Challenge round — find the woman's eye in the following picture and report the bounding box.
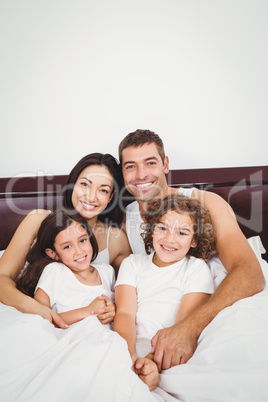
[100,189,109,194]
[178,231,187,236]
[157,225,166,231]
[80,181,88,187]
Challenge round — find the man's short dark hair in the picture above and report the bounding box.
[118,129,165,163]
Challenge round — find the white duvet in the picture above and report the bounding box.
[0,237,268,402]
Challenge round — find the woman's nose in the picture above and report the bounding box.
[87,187,97,201]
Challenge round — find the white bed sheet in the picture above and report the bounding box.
[0,237,268,402]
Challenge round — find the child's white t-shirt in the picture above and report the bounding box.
[35,262,115,314]
[115,253,214,356]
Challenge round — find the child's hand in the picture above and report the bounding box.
[133,357,159,391]
[90,294,115,325]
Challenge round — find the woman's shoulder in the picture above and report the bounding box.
[28,209,51,218]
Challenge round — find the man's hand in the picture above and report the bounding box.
[134,357,159,391]
[151,321,197,371]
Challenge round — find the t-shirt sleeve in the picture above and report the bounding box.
[115,254,138,288]
[183,258,215,295]
[97,263,116,292]
[35,262,61,307]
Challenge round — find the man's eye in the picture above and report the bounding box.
[125,165,134,170]
[148,161,156,166]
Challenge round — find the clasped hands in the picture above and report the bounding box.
[150,321,198,372]
[87,294,115,325]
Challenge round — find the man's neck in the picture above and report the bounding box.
[137,185,178,218]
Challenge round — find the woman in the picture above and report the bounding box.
[0,153,131,328]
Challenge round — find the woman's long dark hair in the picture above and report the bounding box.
[16,209,98,297]
[63,153,124,226]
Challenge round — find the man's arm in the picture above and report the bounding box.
[151,190,265,371]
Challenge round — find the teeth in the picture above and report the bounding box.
[81,201,96,210]
[162,245,176,251]
[76,256,86,262]
[135,182,152,188]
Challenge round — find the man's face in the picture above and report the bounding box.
[121,143,169,202]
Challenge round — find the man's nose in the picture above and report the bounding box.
[136,165,148,181]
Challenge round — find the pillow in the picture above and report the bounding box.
[208,236,268,288]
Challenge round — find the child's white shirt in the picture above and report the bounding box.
[115,253,214,356]
[35,262,115,314]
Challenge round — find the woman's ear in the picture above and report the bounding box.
[45,248,59,261]
[109,190,115,202]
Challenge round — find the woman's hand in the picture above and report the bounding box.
[90,294,115,325]
[35,303,69,329]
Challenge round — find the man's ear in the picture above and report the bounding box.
[163,156,169,174]
[45,248,59,261]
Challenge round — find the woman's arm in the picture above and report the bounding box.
[0,210,49,310]
[108,228,132,276]
[114,284,137,359]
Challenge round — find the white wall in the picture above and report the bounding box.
[0,0,267,178]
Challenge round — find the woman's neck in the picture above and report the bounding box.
[86,215,99,228]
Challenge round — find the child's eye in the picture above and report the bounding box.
[80,238,88,244]
[157,225,167,231]
[63,245,71,250]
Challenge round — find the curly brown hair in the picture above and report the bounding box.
[141,194,216,262]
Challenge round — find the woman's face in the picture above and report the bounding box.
[71,165,114,221]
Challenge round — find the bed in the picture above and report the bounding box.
[0,165,268,402]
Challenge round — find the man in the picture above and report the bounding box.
[118,129,265,372]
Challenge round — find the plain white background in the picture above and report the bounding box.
[0,0,267,178]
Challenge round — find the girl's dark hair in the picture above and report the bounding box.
[63,153,124,226]
[16,209,98,297]
[141,194,216,261]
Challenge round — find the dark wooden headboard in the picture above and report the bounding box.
[0,165,267,261]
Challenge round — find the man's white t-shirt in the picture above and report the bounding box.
[125,187,195,254]
[115,253,214,356]
[35,262,115,314]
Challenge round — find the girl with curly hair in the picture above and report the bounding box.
[114,194,216,391]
